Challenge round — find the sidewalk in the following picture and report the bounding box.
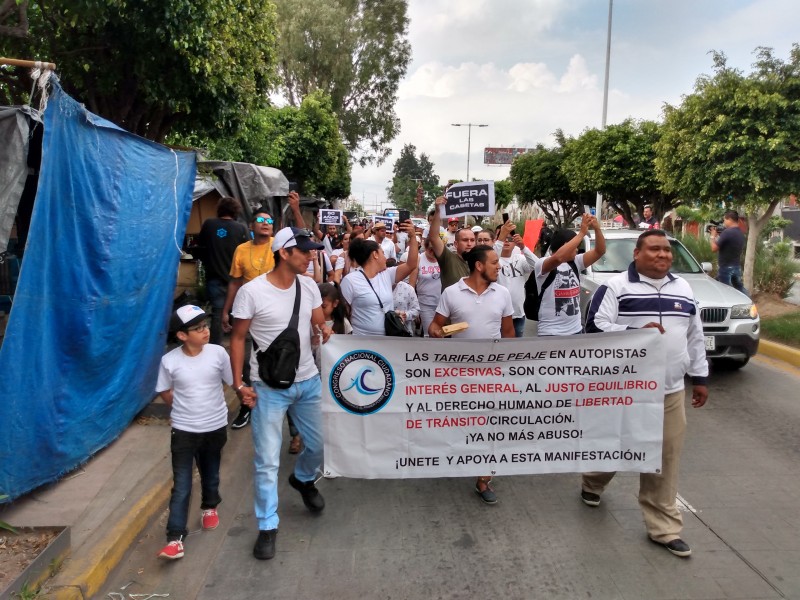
[2,341,800,600]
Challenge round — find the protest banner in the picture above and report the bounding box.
[321,329,666,479]
[441,180,495,217]
[319,209,342,226]
[372,214,395,229]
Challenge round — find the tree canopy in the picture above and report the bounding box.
[655,45,800,290]
[509,143,587,228]
[0,0,278,141]
[561,119,672,227]
[387,144,441,212]
[272,0,411,166]
[175,91,351,200]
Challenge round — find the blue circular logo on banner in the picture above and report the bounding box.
[329,350,394,415]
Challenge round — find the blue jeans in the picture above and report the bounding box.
[167,426,227,540]
[717,265,748,296]
[206,278,228,345]
[251,377,323,530]
[513,317,526,338]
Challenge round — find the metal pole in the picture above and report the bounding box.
[595,0,613,221]
[452,123,488,183]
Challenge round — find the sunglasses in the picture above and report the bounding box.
[255,217,274,224]
[186,322,209,332]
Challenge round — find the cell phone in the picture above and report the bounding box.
[502,213,509,223]
[288,181,299,193]
[398,209,410,222]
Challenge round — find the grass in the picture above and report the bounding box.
[760,312,800,347]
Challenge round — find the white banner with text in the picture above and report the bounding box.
[321,330,667,479]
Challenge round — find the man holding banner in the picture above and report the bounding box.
[429,244,515,504]
[582,229,708,558]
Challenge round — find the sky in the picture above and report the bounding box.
[349,0,800,213]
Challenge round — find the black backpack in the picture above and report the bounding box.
[523,261,579,321]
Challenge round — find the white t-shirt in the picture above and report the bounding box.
[498,248,539,319]
[534,253,586,336]
[416,253,442,309]
[305,251,334,277]
[232,275,323,382]
[156,344,232,433]
[340,267,398,336]
[369,236,397,261]
[395,231,409,254]
[435,279,513,339]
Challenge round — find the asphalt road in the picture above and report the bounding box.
[101,354,800,600]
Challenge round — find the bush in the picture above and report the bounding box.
[753,241,799,297]
[676,232,715,272]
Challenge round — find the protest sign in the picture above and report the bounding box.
[319,209,342,226]
[372,214,395,229]
[441,180,495,217]
[322,329,666,479]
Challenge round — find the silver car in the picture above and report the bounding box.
[579,230,759,369]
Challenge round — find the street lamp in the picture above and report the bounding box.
[451,123,488,181]
[595,0,613,220]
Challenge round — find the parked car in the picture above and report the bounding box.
[579,230,759,369]
[410,217,428,229]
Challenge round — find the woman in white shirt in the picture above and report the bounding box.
[340,223,418,336]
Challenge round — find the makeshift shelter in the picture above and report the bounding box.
[0,80,196,501]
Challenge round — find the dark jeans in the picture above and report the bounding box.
[206,278,227,345]
[167,426,227,540]
[717,265,748,296]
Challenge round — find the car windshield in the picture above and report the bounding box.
[590,238,703,274]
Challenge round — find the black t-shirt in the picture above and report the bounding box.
[717,226,745,268]
[197,218,250,282]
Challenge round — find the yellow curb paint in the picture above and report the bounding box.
[50,476,171,600]
[757,339,800,369]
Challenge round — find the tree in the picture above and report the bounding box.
[510,144,587,228]
[560,119,674,228]
[273,0,411,166]
[0,0,278,141]
[387,144,441,212]
[175,91,351,200]
[655,46,800,292]
[494,179,514,210]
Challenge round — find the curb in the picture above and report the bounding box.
[47,456,172,600]
[756,339,800,368]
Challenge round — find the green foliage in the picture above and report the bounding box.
[753,241,799,296]
[509,144,586,228]
[387,144,441,212]
[759,216,791,241]
[561,119,672,227]
[0,0,278,142]
[760,311,800,347]
[273,0,411,165]
[656,46,800,209]
[172,91,351,200]
[494,179,514,210]
[676,232,716,270]
[0,494,16,533]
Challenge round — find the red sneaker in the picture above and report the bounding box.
[158,540,184,560]
[202,508,219,530]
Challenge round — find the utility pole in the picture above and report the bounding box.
[595,0,613,221]
[451,123,488,182]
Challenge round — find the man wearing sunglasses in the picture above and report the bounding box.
[222,191,307,428]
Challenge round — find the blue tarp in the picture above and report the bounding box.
[0,81,196,500]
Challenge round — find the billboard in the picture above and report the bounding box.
[484,147,536,165]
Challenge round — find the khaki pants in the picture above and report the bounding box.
[582,390,687,543]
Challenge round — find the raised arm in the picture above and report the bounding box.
[395,222,419,282]
[288,191,306,228]
[581,216,606,268]
[540,214,590,275]
[426,196,446,258]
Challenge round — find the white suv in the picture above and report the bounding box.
[579,230,759,369]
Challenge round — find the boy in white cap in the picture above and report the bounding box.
[155,305,233,560]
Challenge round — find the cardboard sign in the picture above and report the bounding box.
[442,180,495,217]
[319,209,342,226]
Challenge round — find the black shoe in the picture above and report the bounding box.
[231,406,251,429]
[651,537,692,558]
[580,490,601,507]
[288,473,325,512]
[253,529,277,560]
[475,481,497,505]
